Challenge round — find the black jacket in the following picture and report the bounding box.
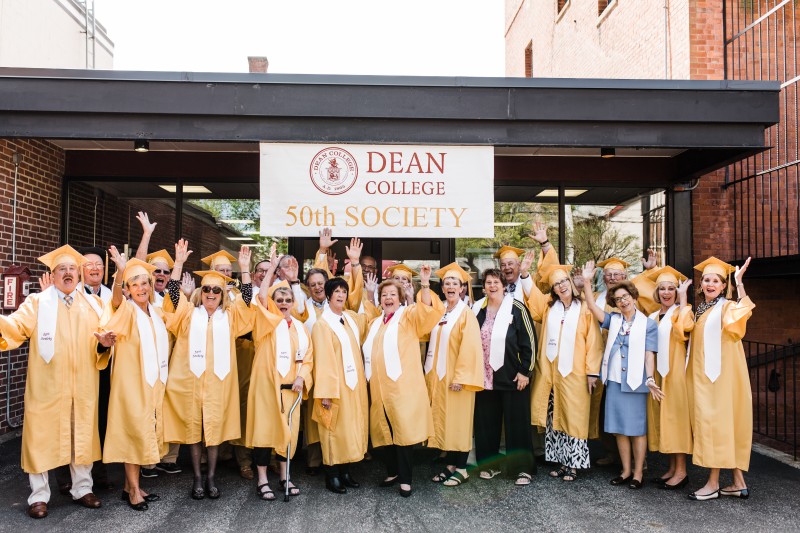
[475,299,536,390]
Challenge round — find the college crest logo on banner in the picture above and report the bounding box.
[260,143,494,238]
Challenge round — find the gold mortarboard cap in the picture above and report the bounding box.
[201,250,237,269]
[597,257,630,271]
[120,258,156,284]
[385,263,418,279]
[537,263,573,291]
[645,265,687,286]
[193,270,234,287]
[267,279,292,299]
[694,256,735,279]
[493,245,525,260]
[38,245,87,270]
[435,262,471,283]
[146,249,175,269]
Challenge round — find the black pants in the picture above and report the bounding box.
[377,444,414,485]
[474,388,534,477]
[324,463,352,480]
[253,448,286,467]
[446,451,469,469]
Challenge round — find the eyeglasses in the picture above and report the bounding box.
[255,268,270,275]
[605,271,625,279]
[613,294,632,304]
[274,298,294,304]
[362,264,377,271]
[553,279,571,288]
[154,269,171,275]
[84,262,104,270]
[201,286,223,295]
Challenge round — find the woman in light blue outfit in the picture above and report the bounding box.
[582,264,663,490]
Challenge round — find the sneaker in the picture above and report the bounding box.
[140,467,158,478]
[156,462,182,474]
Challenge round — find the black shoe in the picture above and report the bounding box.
[121,491,160,502]
[652,476,670,485]
[326,477,347,494]
[629,478,643,490]
[58,482,72,496]
[661,477,689,490]
[140,467,158,478]
[156,462,182,474]
[399,486,412,498]
[610,475,633,486]
[341,473,360,488]
[719,487,749,499]
[190,486,205,500]
[123,492,148,511]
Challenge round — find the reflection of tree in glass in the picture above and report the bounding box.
[568,214,641,270]
[456,202,559,276]
[189,199,287,262]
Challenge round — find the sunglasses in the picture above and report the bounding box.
[154,269,171,275]
[274,298,294,304]
[201,286,223,295]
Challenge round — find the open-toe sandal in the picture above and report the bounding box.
[279,479,300,496]
[432,469,454,483]
[515,472,532,486]
[257,483,275,501]
[443,471,468,487]
[562,469,578,482]
[479,469,501,480]
[549,466,568,478]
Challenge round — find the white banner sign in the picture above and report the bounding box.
[259,143,494,238]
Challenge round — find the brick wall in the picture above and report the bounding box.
[505,0,691,79]
[0,139,64,435]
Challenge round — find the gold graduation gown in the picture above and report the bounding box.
[102,299,174,465]
[367,294,442,448]
[527,283,603,440]
[0,291,107,474]
[646,305,694,454]
[311,308,373,465]
[246,298,313,457]
[425,297,484,452]
[162,292,254,446]
[302,303,325,446]
[686,296,754,470]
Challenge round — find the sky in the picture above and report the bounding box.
[96,0,505,77]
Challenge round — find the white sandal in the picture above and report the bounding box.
[479,469,501,480]
[515,472,532,486]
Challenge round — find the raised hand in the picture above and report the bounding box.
[174,239,192,265]
[39,272,53,291]
[319,227,338,251]
[642,248,657,270]
[345,237,362,264]
[365,272,378,294]
[136,211,157,235]
[419,264,432,284]
[94,329,117,348]
[520,250,535,275]
[181,272,195,297]
[529,220,548,243]
[734,256,751,286]
[677,278,692,307]
[108,245,127,271]
[238,245,252,272]
[269,243,278,265]
[581,260,596,281]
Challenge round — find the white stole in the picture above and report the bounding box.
[425,300,467,380]
[276,319,309,377]
[134,302,170,387]
[702,298,726,383]
[80,283,104,318]
[363,305,407,382]
[649,305,677,378]
[602,311,647,390]
[545,300,581,377]
[596,290,608,310]
[153,291,165,308]
[36,286,59,364]
[304,298,327,330]
[188,306,231,380]
[489,295,515,371]
[322,308,360,390]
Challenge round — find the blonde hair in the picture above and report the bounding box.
[695,273,726,297]
[189,286,232,311]
[125,273,155,304]
[653,280,677,305]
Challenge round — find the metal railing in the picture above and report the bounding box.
[745,340,800,459]
[723,1,800,261]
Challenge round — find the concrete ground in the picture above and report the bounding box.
[0,437,798,533]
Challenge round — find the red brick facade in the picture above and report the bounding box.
[0,139,64,433]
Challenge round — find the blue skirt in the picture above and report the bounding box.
[604,381,647,437]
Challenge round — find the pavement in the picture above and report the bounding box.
[0,437,798,533]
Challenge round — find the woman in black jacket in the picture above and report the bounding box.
[473,268,536,486]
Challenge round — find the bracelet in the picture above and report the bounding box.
[541,240,549,245]
[420,284,430,288]
[520,273,530,279]
[646,376,656,385]
[116,282,124,287]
